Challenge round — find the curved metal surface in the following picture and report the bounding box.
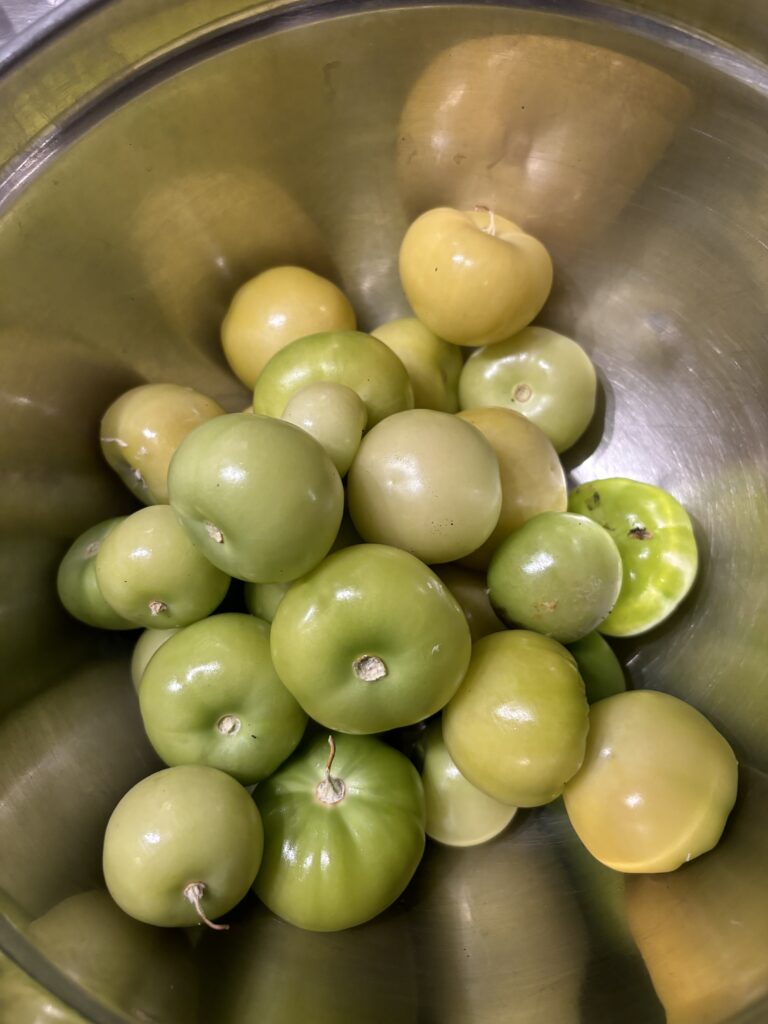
[0,2,766,1022]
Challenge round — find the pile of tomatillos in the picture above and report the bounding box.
[56,206,739,934]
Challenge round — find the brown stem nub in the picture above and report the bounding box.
[183,882,229,931]
[316,734,346,805]
[148,599,168,616]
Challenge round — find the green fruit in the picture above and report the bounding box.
[488,511,623,643]
[56,518,136,630]
[100,383,225,504]
[347,409,502,564]
[432,563,505,642]
[563,690,738,872]
[566,632,626,703]
[568,478,698,636]
[243,581,290,623]
[252,330,414,426]
[282,381,367,475]
[139,613,306,784]
[442,630,589,807]
[130,627,179,690]
[95,506,230,628]
[270,544,471,734]
[371,317,463,412]
[168,413,343,583]
[420,720,516,847]
[254,733,425,931]
[103,765,263,928]
[459,327,597,452]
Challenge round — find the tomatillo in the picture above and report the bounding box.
[139,613,307,784]
[432,563,505,642]
[270,544,471,734]
[566,632,626,704]
[488,511,623,643]
[103,765,263,928]
[95,505,231,628]
[442,630,589,807]
[563,690,738,872]
[281,381,367,476]
[131,627,179,690]
[347,409,502,564]
[459,327,597,453]
[371,316,463,412]
[100,383,224,505]
[568,478,698,636]
[168,413,343,583]
[253,733,425,931]
[420,720,517,847]
[252,330,414,426]
[56,517,136,630]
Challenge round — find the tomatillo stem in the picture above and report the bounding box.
[183,882,229,931]
[353,654,387,682]
[315,734,346,805]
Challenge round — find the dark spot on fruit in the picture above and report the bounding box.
[629,525,653,540]
[586,491,601,510]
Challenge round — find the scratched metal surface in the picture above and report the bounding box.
[0,2,766,1022]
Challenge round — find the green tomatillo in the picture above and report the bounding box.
[270,544,471,734]
[139,613,307,784]
[253,733,425,931]
[56,517,136,630]
[568,477,698,636]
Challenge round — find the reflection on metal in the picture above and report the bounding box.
[0,2,766,1022]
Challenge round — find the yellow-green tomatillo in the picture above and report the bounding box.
[270,544,471,734]
[566,632,626,704]
[420,720,517,847]
[432,563,505,642]
[459,327,597,453]
[398,207,552,347]
[253,733,425,931]
[457,406,567,570]
[130,627,179,690]
[563,690,738,872]
[221,266,357,389]
[139,613,306,785]
[252,330,413,426]
[371,317,463,412]
[568,478,698,636]
[103,765,263,929]
[281,381,367,476]
[95,506,230,629]
[100,383,225,504]
[56,517,136,630]
[347,409,502,565]
[442,630,589,807]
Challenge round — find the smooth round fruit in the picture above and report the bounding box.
[168,413,343,583]
[244,581,290,623]
[488,511,623,643]
[432,563,505,642]
[282,381,367,475]
[100,383,225,504]
[139,613,307,784]
[567,632,626,704]
[420,720,517,847]
[443,631,588,807]
[371,317,463,412]
[95,506,230,628]
[131,627,179,690]
[252,330,414,426]
[398,207,553,347]
[221,267,356,389]
[254,733,425,931]
[563,690,738,872]
[459,327,597,452]
[57,518,136,630]
[347,409,502,564]
[457,406,567,569]
[103,765,263,928]
[568,478,698,636]
[270,544,471,734]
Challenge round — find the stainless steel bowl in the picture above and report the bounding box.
[1,2,766,1021]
